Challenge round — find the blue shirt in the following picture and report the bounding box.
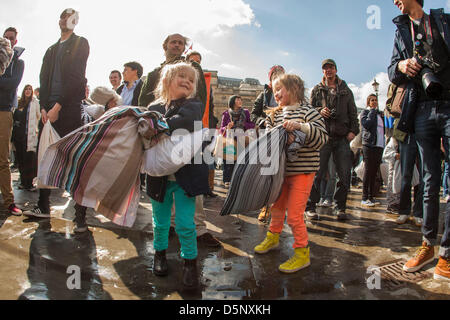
[120,79,140,106]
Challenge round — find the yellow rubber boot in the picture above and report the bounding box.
[254,232,280,254]
[279,247,311,273]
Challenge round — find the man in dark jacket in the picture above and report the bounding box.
[0,27,24,216]
[251,65,285,129]
[116,61,144,106]
[388,0,450,281]
[24,9,90,228]
[138,34,207,111]
[306,59,359,221]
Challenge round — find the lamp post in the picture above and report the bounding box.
[372,78,380,98]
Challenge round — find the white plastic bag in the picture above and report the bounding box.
[37,122,61,188]
[142,129,204,177]
[37,122,61,165]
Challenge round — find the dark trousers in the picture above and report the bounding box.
[398,134,423,217]
[415,100,450,257]
[14,141,37,188]
[362,146,383,201]
[37,101,83,212]
[223,163,235,183]
[308,137,353,212]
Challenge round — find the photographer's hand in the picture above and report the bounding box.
[398,58,422,78]
[320,107,331,119]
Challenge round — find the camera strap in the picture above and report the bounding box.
[410,13,434,51]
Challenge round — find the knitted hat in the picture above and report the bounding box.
[90,86,122,106]
[0,38,13,76]
[228,95,241,108]
[268,65,285,81]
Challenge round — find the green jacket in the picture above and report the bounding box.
[138,57,207,115]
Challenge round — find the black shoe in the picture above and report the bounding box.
[336,210,348,221]
[169,226,176,238]
[197,233,221,248]
[182,258,199,290]
[153,250,169,277]
[206,191,218,198]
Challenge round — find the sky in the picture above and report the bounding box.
[1,0,449,110]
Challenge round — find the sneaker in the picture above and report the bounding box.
[434,256,450,281]
[361,200,375,207]
[197,232,221,248]
[403,242,435,272]
[254,231,279,254]
[370,199,381,205]
[23,207,51,218]
[322,200,333,208]
[335,209,348,221]
[8,204,22,216]
[305,210,319,221]
[396,215,409,225]
[279,247,311,274]
[413,217,423,227]
[258,207,271,223]
[73,223,88,234]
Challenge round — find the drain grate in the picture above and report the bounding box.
[378,259,433,290]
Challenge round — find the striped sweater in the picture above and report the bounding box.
[266,103,328,176]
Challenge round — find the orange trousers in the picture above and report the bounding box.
[269,173,315,249]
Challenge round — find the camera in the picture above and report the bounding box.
[414,46,443,99]
[329,108,337,120]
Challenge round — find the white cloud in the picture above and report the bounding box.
[219,63,243,72]
[447,0,450,10]
[0,0,256,93]
[347,72,390,111]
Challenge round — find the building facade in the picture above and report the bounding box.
[205,70,264,123]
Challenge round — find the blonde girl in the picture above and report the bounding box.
[254,74,328,273]
[146,62,209,290]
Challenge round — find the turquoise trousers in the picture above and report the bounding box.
[151,181,197,260]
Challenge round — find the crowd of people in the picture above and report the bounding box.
[0,0,448,291]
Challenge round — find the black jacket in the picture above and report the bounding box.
[146,98,209,203]
[310,77,360,138]
[39,33,90,112]
[116,79,143,106]
[0,46,25,111]
[251,84,274,128]
[360,108,385,147]
[388,8,450,135]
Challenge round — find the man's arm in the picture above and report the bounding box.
[347,89,360,137]
[250,91,265,124]
[0,59,24,90]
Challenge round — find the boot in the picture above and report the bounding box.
[73,204,88,233]
[153,250,168,276]
[182,258,199,289]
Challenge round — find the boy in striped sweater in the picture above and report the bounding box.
[254,74,328,273]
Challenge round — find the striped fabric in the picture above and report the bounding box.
[38,107,167,227]
[220,125,288,216]
[266,104,328,175]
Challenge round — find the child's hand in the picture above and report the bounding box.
[283,120,299,133]
[227,122,234,130]
[287,133,295,145]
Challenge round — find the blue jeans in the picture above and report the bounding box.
[151,181,197,260]
[319,158,337,202]
[308,137,353,212]
[414,100,450,257]
[398,134,423,218]
[443,161,449,196]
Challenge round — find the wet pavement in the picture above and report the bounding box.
[0,169,449,300]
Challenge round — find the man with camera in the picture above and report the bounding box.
[389,0,450,281]
[306,59,359,221]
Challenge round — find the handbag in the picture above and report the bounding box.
[390,83,407,118]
